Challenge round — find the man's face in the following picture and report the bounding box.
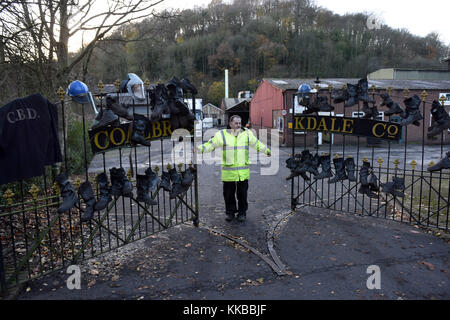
[229,118,241,130]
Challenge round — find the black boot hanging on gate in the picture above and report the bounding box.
[344,157,357,182]
[358,161,378,198]
[316,154,333,179]
[328,157,347,183]
[110,167,133,198]
[131,114,151,146]
[427,151,450,172]
[56,172,79,214]
[401,95,423,126]
[136,174,157,205]
[427,101,450,138]
[94,172,112,211]
[78,181,96,222]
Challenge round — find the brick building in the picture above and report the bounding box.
[250,72,450,146]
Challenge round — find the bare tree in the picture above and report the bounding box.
[0,0,164,99]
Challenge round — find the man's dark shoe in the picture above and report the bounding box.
[427,101,450,138]
[332,88,349,104]
[225,213,234,222]
[237,212,246,222]
[56,173,79,214]
[427,151,450,172]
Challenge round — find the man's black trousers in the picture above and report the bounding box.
[223,180,248,215]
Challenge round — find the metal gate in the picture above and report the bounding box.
[0,81,199,294]
[290,84,449,231]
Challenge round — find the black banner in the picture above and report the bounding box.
[88,120,183,154]
[292,115,402,141]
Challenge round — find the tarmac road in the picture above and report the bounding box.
[13,145,450,301]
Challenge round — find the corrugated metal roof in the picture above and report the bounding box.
[265,78,450,91]
[222,98,250,110]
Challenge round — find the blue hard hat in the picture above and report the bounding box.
[67,80,91,104]
[298,83,312,94]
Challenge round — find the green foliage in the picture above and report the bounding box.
[83,0,448,104]
[207,81,225,106]
[66,118,93,175]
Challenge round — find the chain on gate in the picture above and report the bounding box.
[288,79,450,231]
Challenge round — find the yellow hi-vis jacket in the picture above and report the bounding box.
[198,128,270,182]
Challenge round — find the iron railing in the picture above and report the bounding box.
[0,81,199,294]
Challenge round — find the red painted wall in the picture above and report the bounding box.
[250,79,284,129]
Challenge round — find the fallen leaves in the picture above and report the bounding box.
[419,261,435,271]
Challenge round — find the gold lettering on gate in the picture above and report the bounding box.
[341,119,354,134]
[94,131,109,150]
[372,123,386,138]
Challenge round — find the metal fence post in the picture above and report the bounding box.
[0,237,6,295]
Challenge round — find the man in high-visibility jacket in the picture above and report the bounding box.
[197,115,271,222]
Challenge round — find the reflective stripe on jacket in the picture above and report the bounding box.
[198,128,270,182]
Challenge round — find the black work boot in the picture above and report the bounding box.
[357,78,375,104]
[345,157,357,182]
[151,84,169,121]
[131,114,151,146]
[106,96,133,120]
[177,111,195,131]
[180,78,198,95]
[91,108,119,130]
[381,176,405,197]
[286,154,305,180]
[381,93,404,116]
[427,101,450,138]
[145,167,160,192]
[332,89,349,104]
[225,212,234,221]
[358,162,378,198]
[181,167,194,187]
[427,151,450,172]
[56,173,79,214]
[169,168,184,199]
[316,154,333,179]
[285,154,297,170]
[110,167,133,198]
[94,172,112,211]
[160,170,172,192]
[136,174,157,205]
[401,95,423,126]
[368,173,379,192]
[328,157,348,183]
[316,96,334,112]
[78,181,96,222]
[344,84,359,107]
[302,150,319,176]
